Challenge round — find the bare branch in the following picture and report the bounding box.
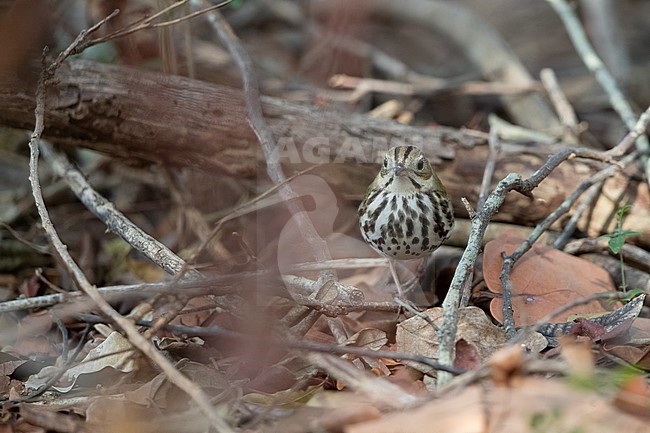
[540,68,580,143]
[547,0,650,182]
[77,313,465,375]
[39,141,192,277]
[477,126,500,209]
[84,0,233,50]
[438,145,623,385]
[26,18,235,431]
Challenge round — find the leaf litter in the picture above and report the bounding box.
[1,2,650,432]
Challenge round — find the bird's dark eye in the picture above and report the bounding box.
[383,158,388,168]
[417,158,425,170]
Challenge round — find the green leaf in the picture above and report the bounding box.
[599,205,639,254]
[609,236,626,253]
[608,237,624,254]
[600,230,640,254]
[620,288,646,302]
[616,204,633,219]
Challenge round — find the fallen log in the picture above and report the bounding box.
[0,60,647,245]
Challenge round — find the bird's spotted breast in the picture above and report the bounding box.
[358,146,454,261]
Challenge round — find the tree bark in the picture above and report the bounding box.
[0,60,647,245]
[0,60,477,177]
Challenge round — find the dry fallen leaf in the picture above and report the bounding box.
[268,391,383,433]
[483,233,618,325]
[613,376,650,419]
[396,306,546,376]
[559,335,595,378]
[488,345,525,387]
[344,328,389,350]
[603,317,650,368]
[37,331,137,393]
[345,377,650,433]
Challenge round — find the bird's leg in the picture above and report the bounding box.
[415,257,428,280]
[388,259,405,297]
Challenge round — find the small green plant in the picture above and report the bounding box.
[530,408,562,433]
[529,407,586,433]
[600,205,639,292]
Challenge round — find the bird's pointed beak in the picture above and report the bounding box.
[394,163,409,177]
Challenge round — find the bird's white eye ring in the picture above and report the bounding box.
[417,158,424,170]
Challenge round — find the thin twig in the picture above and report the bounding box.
[546,0,650,182]
[40,141,192,277]
[29,77,235,433]
[327,74,538,102]
[553,182,602,249]
[307,353,420,409]
[200,4,336,277]
[362,0,561,132]
[540,68,580,143]
[328,74,418,102]
[28,26,236,425]
[509,151,635,264]
[516,147,621,195]
[77,313,464,375]
[292,296,401,314]
[0,221,50,254]
[563,237,650,274]
[307,24,449,92]
[439,172,519,386]
[10,325,92,403]
[488,113,557,144]
[49,9,120,69]
[438,146,622,385]
[84,0,233,50]
[580,0,631,84]
[498,151,635,337]
[461,197,476,219]
[499,251,516,338]
[184,165,319,269]
[0,271,270,313]
[395,298,439,332]
[477,126,500,209]
[605,105,650,157]
[198,3,350,345]
[287,258,389,272]
[531,291,644,336]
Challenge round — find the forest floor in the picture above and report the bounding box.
[0,1,648,432]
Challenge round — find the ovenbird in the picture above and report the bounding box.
[358,145,454,294]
